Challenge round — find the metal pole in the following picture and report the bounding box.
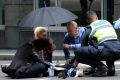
[101,0,107,20]
[55,0,61,7]
[55,0,57,7]
[36,0,39,9]
[33,0,39,10]
[43,0,46,7]
[33,0,35,10]
[55,0,62,27]
[57,0,61,7]
[0,0,3,24]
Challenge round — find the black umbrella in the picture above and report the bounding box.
[18,7,78,27]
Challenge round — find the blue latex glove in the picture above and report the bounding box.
[67,68,74,77]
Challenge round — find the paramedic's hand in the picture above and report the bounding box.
[67,67,75,77]
[63,43,70,49]
[49,38,56,51]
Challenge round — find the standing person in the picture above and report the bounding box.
[107,0,114,24]
[34,27,56,62]
[63,21,85,64]
[71,11,120,77]
[79,0,93,26]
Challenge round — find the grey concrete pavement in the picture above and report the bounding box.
[0,61,120,80]
[0,49,74,60]
[0,50,120,80]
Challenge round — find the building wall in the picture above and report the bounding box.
[3,0,33,26]
[2,0,120,26]
[3,27,66,49]
[2,0,102,26]
[0,0,120,49]
[114,0,120,20]
[50,0,101,11]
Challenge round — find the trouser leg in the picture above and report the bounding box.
[106,61,115,76]
[76,46,108,77]
[25,63,46,77]
[15,63,47,78]
[47,51,52,62]
[76,46,102,68]
[80,0,88,12]
[79,0,88,26]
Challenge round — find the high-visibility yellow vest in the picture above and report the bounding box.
[89,20,118,44]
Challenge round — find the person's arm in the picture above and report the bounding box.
[63,48,70,60]
[49,38,56,51]
[114,20,120,29]
[32,49,43,63]
[63,34,71,60]
[68,27,85,50]
[81,27,91,46]
[32,49,52,67]
[69,44,81,50]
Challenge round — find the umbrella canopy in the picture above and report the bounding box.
[18,7,78,27]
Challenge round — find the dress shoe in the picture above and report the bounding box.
[92,64,108,77]
[1,64,9,74]
[58,71,67,79]
[107,64,115,76]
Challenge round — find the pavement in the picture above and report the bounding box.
[0,49,74,60]
[0,49,120,80]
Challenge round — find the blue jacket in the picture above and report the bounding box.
[63,27,85,60]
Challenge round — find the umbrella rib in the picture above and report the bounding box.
[47,7,57,25]
[42,7,47,26]
[55,8,76,23]
[33,9,43,27]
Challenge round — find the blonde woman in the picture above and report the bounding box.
[34,26,56,62]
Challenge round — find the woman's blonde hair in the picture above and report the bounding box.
[34,26,48,39]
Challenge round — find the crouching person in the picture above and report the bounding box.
[34,26,56,62]
[1,38,54,78]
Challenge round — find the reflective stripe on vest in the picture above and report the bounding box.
[89,20,118,44]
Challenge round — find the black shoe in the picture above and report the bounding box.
[107,65,115,76]
[58,71,67,79]
[92,64,108,77]
[1,64,9,74]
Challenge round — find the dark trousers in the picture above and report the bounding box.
[76,40,120,68]
[8,63,47,78]
[47,52,52,62]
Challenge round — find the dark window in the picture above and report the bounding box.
[39,0,50,8]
